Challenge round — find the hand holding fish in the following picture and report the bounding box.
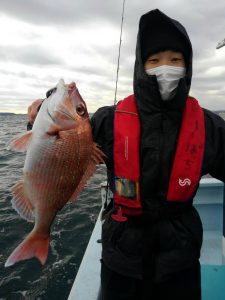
[27,98,43,125]
[5,79,105,267]
[27,82,77,125]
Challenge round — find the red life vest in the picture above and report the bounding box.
[112,94,205,221]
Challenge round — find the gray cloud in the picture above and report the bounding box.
[0,0,225,113]
[0,0,123,26]
[0,45,63,66]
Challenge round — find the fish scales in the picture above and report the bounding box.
[28,130,89,209]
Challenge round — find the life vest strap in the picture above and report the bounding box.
[167,96,205,201]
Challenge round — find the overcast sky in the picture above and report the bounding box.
[0,0,225,113]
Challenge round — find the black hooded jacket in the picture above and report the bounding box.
[91,9,225,281]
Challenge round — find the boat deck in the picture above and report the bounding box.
[201,231,222,265]
[68,178,225,300]
[201,265,225,300]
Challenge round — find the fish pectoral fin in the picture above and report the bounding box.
[68,143,105,203]
[8,131,32,152]
[47,123,60,136]
[47,122,74,137]
[48,110,75,133]
[11,181,34,222]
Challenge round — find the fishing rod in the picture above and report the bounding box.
[103,0,126,214]
[114,0,126,106]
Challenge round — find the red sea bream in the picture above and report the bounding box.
[5,79,104,267]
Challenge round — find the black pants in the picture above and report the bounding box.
[100,262,201,300]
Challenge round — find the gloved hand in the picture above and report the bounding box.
[27,82,76,130]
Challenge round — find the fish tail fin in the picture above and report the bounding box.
[5,231,49,267]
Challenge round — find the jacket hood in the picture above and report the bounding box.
[133,9,193,116]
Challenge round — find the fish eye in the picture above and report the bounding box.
[76,105,86,116]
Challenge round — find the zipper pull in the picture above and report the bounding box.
[111,206,127,222]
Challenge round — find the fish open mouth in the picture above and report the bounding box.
[57,108,75,120]
[47,106,74,123]
[47,106,89,126]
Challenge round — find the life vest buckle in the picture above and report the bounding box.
[111,207,127,222]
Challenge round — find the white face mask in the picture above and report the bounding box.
[145,65,186,101]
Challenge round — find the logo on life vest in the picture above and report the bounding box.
[179,178,192,186]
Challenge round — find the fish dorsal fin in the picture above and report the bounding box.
[11,181,34,222]
[8,131,32,152]
[67,143,105,203]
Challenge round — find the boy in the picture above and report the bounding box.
[28,9,225,300]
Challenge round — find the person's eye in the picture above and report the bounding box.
[172,57,183,63]
[148,58,159,64]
